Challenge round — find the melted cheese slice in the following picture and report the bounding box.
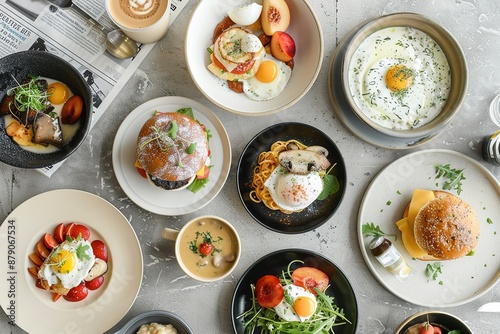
[396,189,436,258]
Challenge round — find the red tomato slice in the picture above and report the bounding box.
[54,223,65,243]
[63,222,75,239]
[136,166,147,179]
[86,276,105,290]
[291,267,329,294]
[196,165,210,180]
[91,240,108,262]
[255,275,284,308]
[199,242,213,256]
[64,282,88,302]
[69,224,91,240]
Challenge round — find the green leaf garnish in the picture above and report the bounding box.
[362,222,396,239]
[177,107,194,119]
[185,142,197,154]
[425,263,443,282]
[317,163,340,200]
[434,164,466,195]
[76,243,91,261]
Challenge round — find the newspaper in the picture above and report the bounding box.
[0,0,189,177]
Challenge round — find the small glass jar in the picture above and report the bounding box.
[481,130,500,165]
[369,236,412,278]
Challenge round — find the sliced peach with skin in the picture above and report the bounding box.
[43,233,59,250]
[36,240,50,260]
[261,0,290,36]
[29,252,43,267]
[270,31,296,62]
[27,266,39,278]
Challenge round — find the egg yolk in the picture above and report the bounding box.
[294,296,316,317]
[385,65,414,92]
[255,60,279,83]
[50,249,76,274]
[47,82,70,104]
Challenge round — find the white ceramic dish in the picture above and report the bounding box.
[185,0,323,116]
[0,189,142,334]
[112,96,231,215]
[328,24,439,149]
[358,149,500,307]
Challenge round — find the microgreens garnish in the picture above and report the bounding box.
[425,262,443,282]
[188,231,222,258]
[7,75,50,126]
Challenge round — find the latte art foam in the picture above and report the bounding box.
[120,0,162,20]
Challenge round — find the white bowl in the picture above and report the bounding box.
[341,13,468,139]
[185,0,323,116]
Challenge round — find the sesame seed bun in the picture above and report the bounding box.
[136,112,208,186]
[410,190,480,260]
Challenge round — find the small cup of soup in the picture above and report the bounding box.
[162,215,241,282]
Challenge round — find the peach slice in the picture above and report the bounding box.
[270,31,296,62]
[261,0,290,36]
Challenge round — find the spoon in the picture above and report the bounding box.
[46,0,138,59]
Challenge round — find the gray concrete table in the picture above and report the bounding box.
[1,0,500,333]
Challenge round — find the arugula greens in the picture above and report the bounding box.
[237,260,350,334]
[362,222,396,239]
[434,164,466,195]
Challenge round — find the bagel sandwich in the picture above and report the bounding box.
[135,109,211,192]
[396,189,479,261]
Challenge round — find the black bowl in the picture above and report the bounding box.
[116,310,193,334]
[395,311,473,333]
[237,122,347,234]
[0,50,92,168]
[231,249,358,334]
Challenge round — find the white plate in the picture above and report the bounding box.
[328,25,439,149]
[185,0,323,116]
[112,96,231,215]
[0,189,142,333]
[358,149,500,307]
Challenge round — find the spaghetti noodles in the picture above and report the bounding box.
[249,139,308,214]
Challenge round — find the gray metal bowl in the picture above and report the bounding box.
[116,310,193,334]
[341,13,467,139]
[0,50,93,168]
[394,310,473,333]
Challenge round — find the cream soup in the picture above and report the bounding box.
[178,217,238,279]
[348,26,451,130]
[4,77,81,153]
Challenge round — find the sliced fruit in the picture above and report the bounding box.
[36,240,50,260]
[27,266,39,278]
[69,224,91,240]
[86,275,105,290]
[270,31,296,62]
[53,293,62,302]
[64,282,88,302]
[84,258,108,281]
[61,95,83,125]
[29,252,43,267]
[54,223,65,243]
[255,275,284,308]
[261,0,290,36]
[291,267,329,294]
[63,222,75,239]
[43,233,59,250]
[91,240,108,262]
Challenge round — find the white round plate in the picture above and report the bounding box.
[358,149,500,307]
[0,189,142,334]
[328,25,439,149]
[112,96,231,215]
[185,0,323,116]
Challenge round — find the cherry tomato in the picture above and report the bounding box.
[433,327,442,334]
[86,275,105,290]
[255,275,284,308]
[199,242,213,256]
[69,224,91,240]
[419,323,434,334]
[64,282,88,302]
[61,95,83,125]
[136,166,147,179]
[291,267,329,294]
[91,240,108,262]
[54,223,65,243]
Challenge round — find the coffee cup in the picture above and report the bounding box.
[105,0,171,44]
[162,215,241,282]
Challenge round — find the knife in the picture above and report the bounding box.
[478,302,500,312]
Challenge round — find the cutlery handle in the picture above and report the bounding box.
[70,3,106,33]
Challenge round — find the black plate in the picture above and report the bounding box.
[237,122,347,233]
[0,50,92,168]
[230,249,358,334]
[117,310,193,334]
